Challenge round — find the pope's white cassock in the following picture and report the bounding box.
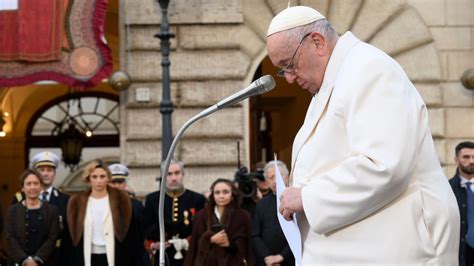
[291,31,460,265]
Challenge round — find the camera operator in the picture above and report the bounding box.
[234,166,265,216]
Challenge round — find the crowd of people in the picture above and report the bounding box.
[0,140,471,266]
[0,151,295,266]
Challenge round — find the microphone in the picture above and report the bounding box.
[157,75,276,265]
[216,75,276,109]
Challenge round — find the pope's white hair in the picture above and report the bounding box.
[284,19,338,45]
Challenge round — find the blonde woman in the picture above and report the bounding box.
[67,160,141,266]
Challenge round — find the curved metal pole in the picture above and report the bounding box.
[158,105,218,266]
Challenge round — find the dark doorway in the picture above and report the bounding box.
[249,56,312,171]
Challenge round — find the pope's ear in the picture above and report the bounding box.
[310,32,324,48]
[310,32,328,56]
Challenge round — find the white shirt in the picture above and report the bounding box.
[214,206,222,221]
[42,187,53,202]
[459,175,474,191]
[89,196,108,246]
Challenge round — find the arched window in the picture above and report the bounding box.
[26,92,120,191]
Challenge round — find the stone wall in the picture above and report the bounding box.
[120,0,474,196]
[121,0,255,195]
[407,0,474,176]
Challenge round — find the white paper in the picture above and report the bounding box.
[274,157,302,266]
[0,0,18,10]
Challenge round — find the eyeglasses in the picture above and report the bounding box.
[277,32,311,78]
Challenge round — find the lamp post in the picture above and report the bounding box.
[155,0,175,161]
[155,2,175,265]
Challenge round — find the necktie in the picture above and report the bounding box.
[466,182,474,248]
[41,191,49,202]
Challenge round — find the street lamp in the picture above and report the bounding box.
[59,122,84,171]
[155,0,175,161]
[156,1,175,265]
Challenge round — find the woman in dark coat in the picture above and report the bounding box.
[184,178,254,266]
[67,160,142,266]
[7,169,59,266]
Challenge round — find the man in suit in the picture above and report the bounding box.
[266,5,460,264]
[449,141,474,266]
[143,159,206,266]
[252,161,294,266]
[12,151,71,265]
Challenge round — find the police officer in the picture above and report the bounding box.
[143,159,206,266]
[108,163,148,265]
[12,151,71,265]
[108,163,145,228]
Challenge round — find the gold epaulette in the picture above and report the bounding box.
[15,192,23,202]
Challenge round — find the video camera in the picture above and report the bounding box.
[234,166,265,198]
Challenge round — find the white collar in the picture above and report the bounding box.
[460,175,474,188]
[44,186,53,195]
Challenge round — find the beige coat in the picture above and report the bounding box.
[291,32,460,265]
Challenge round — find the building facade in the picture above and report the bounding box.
[0,0,473,207]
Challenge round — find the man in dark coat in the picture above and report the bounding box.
[108,163,148,265]
[11,151,71,265]
[252,161,294,266]
[144,159,206,266]
[449,141,474,266]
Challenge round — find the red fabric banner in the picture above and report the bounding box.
[0,0,62,61]
[0,0,112,89]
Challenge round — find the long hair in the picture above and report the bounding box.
[208,178,241,209]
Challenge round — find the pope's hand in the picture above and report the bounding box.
[279,187,303,221]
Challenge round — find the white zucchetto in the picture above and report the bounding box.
[267,6,325,36]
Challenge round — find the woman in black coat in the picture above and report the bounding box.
[6,169,59,266]
[67,160,142,266]
[184,178,254,266]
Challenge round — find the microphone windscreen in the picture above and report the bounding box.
[258,75,276,93]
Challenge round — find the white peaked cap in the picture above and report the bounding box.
[109,163,129,180]
[31,151,60,168]
[267,6,325,36]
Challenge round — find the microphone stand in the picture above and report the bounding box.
[156,75,275,265]
[158,105,218,266]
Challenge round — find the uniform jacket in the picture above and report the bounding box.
[6,202,59,266]
[184,204,254,266]
[449,173,470,266]
[144,189,206,266]
[67,186,141,266]
[292,32,460,265]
